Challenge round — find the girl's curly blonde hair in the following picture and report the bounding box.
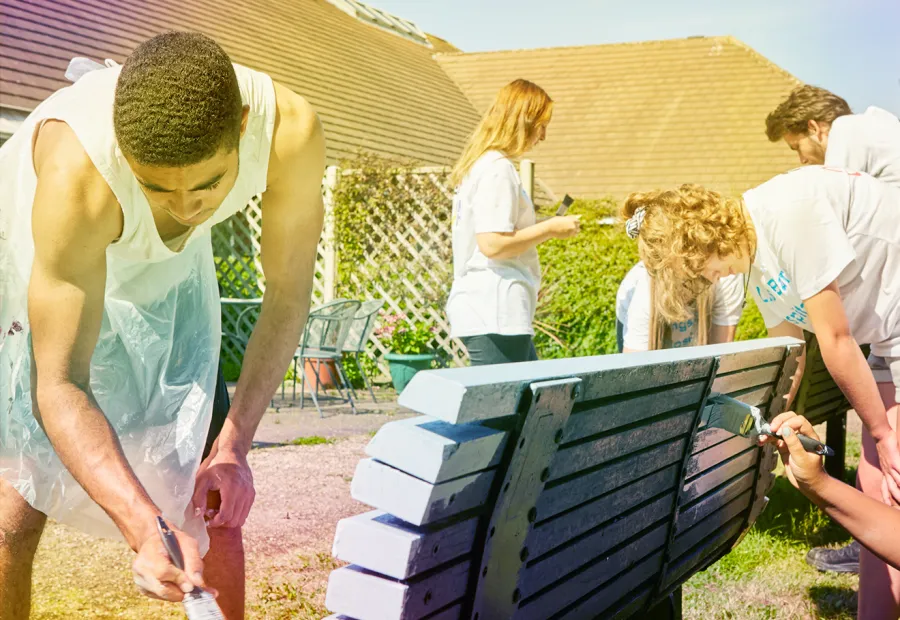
[623,184,755,323]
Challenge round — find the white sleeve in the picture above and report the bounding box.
[824,116,868,174]
[750,285,788,330]
[762,177,856,301]
[471,163,520,234]
[711,275,745,326]
[623,273,652,351]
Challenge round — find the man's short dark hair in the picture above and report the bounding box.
[765,85,852,142]
[114,31,243,167]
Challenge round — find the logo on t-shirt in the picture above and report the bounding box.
[755,269,809,327]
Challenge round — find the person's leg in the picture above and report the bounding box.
[857,368,900,620]
[200,360,245,619]
[203,526,245,620]
[0,477,47,620]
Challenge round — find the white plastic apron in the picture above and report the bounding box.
[0,59,275,552]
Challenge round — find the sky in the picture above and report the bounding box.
[370,0,900,114]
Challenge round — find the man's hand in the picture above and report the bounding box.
[874,430,900,506]
[191,438,255,529]
[133,523,212,601]
[763,412,829,492]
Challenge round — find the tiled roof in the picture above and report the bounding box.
[0,0,481,166]
[437,36,802,199]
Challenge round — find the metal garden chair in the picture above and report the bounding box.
[341,299,386,403]
[290,299,361,417]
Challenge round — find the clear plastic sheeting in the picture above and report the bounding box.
[0,222,220,553]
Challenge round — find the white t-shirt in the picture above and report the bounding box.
[744,165,900,357]
[826,106,900,188]
[446,151,541,337]
[615,262,745,350]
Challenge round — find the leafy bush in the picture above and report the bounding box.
[534,197,638,358]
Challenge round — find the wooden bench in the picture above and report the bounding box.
[324,338,803,619]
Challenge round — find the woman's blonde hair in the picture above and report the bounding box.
[623,184,754,324]
[647,280,713,350]
[450,79,553,187]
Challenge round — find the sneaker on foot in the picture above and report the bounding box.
[805,540,860,574]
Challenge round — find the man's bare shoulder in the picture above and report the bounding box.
[266,82,326,187]
[32,120,122,243]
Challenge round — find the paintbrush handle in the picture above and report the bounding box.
[796,432,834,457]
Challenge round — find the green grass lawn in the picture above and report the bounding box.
[684,430,862,619]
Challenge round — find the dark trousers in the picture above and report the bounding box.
[461,334,538,366]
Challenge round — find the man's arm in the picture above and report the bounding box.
[767,320,807,409]
[192,84,326,528]
[804,281,900,502]
[29,122,203,599]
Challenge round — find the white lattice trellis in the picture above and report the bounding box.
[213,164,468,380]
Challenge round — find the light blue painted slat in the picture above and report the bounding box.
[662,518,745,591]
[681,450,758,504]
[398,339,801,424]
[351,458,494,527]
[325,561,469,620]
[365,416,508,484]
[536,438,686,519]
[332,510,478,580]
[685,435,756,478]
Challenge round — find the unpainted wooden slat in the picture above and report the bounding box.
[804,385,844,409]
[716,344,787,374]
[685,435,755,478]
[676,479,754,535]
[332,510,478,581]
[515,524,667,620]
[553,551,665,620]
[397,339,799,424]
[537,439,685,519]
[528,465,679,559]
[519,493,674,599]
[561,381,706,443]
[351,458,494,527]
[682,450,758,504]
[550,411,695,480]
[721,384,773,408]
[692,427,735,453]
[671,509,746,562]
[365,416,508,484]
[325,561,469,620]
[662,519,744,591]
[711,364,780,395]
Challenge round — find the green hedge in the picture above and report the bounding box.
[534,197,766,359]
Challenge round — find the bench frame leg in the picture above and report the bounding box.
[824,412,847,481]
[646,586,682,620]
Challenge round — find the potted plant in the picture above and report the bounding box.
[376,312,439,393]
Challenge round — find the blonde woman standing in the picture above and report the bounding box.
[624,166,900,620]
[447,80,580,366]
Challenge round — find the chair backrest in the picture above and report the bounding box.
[793,333,863,425]
[342,300,387,353]
[220,300,263,352]
[301,299,361,354]
[324,337,803,620]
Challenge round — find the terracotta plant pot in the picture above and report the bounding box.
[303,359,338,388]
